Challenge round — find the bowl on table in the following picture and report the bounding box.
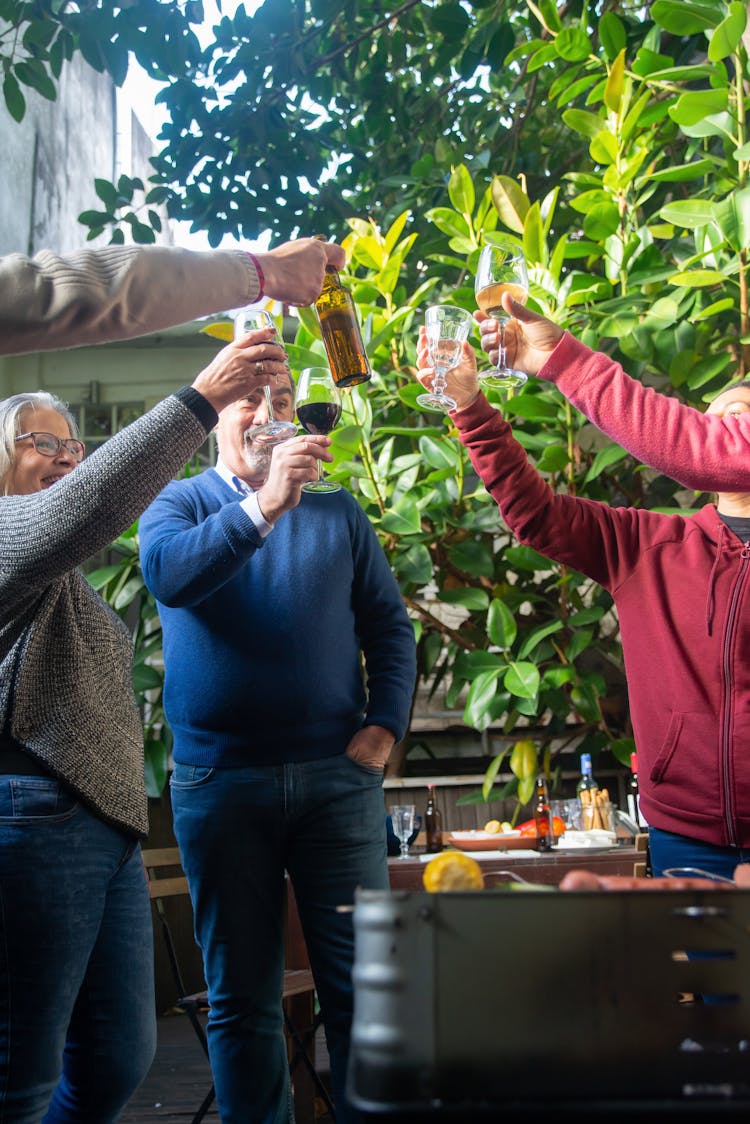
[447,829,538,852]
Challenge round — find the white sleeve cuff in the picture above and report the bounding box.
[240,492,273,538]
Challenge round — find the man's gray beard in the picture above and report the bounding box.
[241,428,273,479]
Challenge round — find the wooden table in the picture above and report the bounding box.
[387,844,640,890]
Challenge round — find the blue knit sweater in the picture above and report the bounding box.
[139,470,416,766]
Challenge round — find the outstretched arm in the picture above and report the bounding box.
[478,296,750,493]
[1,238,345,356]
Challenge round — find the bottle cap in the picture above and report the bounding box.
[630,752,638,771]
[580,752,592,771]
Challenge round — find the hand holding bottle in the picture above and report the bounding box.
[253,237,346,306]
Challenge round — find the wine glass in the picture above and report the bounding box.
[390,804,417,859]
[296,367,342,494]
[416,304,474,412]
[234,309,297,445]
[474,241,530,390]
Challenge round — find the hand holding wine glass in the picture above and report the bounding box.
[416,304,474,412]
[234,309,297,445]
[474,241,530,390]
[296,367,342,494]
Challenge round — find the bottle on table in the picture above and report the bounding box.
[577,752,614,831]
[313,265,372,388]
[576,752,599,800]
[627,751,647,828]
[424,784,443,853]
[533,775,554,851]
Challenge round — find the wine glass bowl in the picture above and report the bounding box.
[416,304,474,413]
[390,803,417,859]
[296,366,342,494]
[234,309,298,445]
[474,242,530,391]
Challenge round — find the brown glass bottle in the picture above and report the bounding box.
[533,775,553,852]
[314,266,372,388]
[424,785,443,853]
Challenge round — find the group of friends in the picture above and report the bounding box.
[0,237,748,1124]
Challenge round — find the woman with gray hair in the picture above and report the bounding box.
[0,325,295,1121]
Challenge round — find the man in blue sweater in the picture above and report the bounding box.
[139,362,416,1124]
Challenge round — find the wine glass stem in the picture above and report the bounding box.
[263,385,276,421]
[433,364,448,398]
[496,320,508,372]
[400,840,409,858]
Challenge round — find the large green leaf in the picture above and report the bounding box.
[503,661,540,699]
[448,164,475,217]
[464,669,503,730]
[708,2,747,61]
[490,175,529,233]
[651,1,722,34]
[487,598,516,649]
[438,587,490,611]
[659,200,716,227]
[449,539,496,579]
[669,90,727,127]
[380,497,422,535]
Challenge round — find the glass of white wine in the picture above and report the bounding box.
[233,309,297,445]
[474,241,530,390]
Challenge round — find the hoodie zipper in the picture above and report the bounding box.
[721,541,750,846]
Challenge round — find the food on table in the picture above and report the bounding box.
[422,851,484,892]
[483,819,501,834]
[579,786,615,831]
[516,816,566,838]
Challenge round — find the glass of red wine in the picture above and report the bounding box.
[296,366,342,494]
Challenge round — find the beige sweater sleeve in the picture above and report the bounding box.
[0,244,262,355]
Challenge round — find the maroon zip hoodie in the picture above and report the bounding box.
[454,393,750,849]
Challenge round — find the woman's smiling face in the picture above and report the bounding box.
[6,407,80,495]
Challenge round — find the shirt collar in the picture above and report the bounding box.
[214,456,254,497]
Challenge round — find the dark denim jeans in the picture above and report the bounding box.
[170,752,389,1124]
[0,777,156,1123]
[648,825,750,880]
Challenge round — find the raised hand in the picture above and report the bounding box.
[416,327,481,412]
[475,293,564,377]
[191,329,287,413]
[253,237,346,306]
[255,433,333,523]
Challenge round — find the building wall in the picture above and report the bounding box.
[0,46,184,413]
[2,54,113,256]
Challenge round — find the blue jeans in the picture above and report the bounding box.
[649,826,750,880]
[0,777,156,1123]
[170,753,388,1124]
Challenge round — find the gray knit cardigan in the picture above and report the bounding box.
[0,395,211,837]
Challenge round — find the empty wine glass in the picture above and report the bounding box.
[234,309,297,445]
[296,366,342,494]
[416,304,473,413]
[474,241,530,390]
[391,804,417,859]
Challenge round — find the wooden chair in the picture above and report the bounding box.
[633,830,650,878]
[142,846,335,1123]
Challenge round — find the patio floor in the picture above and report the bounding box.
[121,1011,333,1123]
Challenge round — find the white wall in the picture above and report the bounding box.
[0,46,181,404]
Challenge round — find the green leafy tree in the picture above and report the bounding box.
[5,0,750,808]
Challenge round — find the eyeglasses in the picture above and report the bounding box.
[15,432,85,461]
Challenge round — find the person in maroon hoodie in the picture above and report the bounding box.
[416,330,750,881]
[476,296,750,494]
